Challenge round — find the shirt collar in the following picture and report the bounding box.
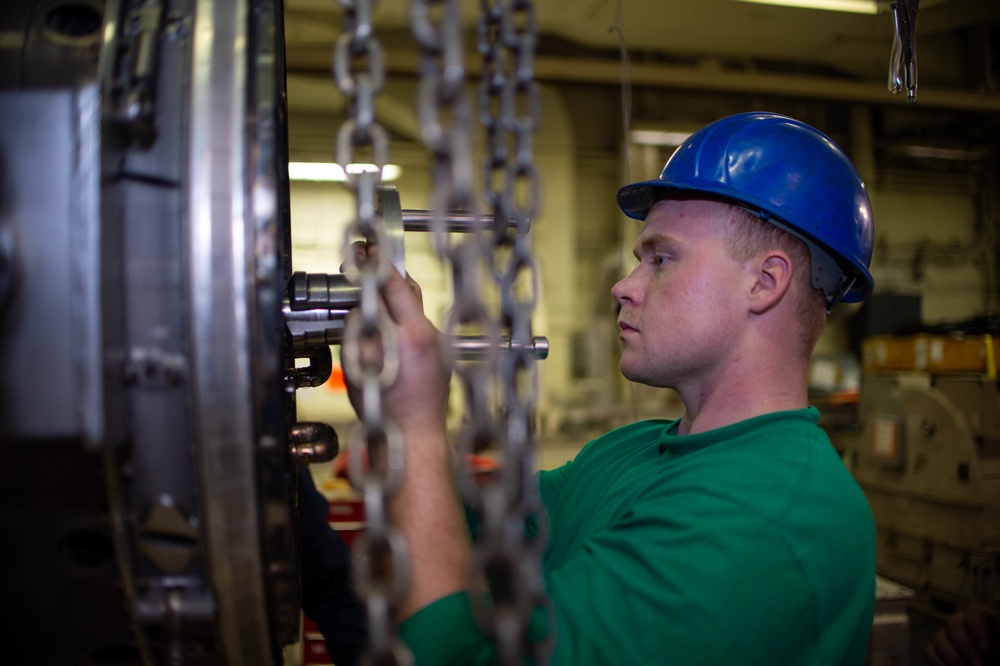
[657,407,820,456]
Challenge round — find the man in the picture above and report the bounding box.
[346,112,878,664]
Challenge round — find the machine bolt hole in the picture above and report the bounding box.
[45,4,102,39]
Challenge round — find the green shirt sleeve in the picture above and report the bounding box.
[398,593,494,666]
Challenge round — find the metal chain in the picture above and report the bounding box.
[411,0,477,256]
[410,16,508,654]
[474,1,554,664]
[335,1,548,662]
[333,1,412,664]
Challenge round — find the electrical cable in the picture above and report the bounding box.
[608,0,644,418]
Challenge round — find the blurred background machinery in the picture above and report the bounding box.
[846,322,999,627]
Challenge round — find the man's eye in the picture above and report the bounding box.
[653,256,668,265]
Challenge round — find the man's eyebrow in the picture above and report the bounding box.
[632,233,680,258]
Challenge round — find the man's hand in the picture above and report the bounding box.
[338,242,468,621]
[340,242,450,436]
[924,604,1000,666]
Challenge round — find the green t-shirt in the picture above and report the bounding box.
[400,408,876,665]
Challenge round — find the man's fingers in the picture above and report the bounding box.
[381,265,425,324]
[947,613,986,664]
[337,238,427,332]
[404,274,423,308]
[965,605,1000,653]
[928,631,971,666]
[923,641,949,666]
[968,610,993,652]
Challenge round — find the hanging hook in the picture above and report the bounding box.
[888,0,920,103]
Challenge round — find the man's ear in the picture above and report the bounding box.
[748,251,793,314]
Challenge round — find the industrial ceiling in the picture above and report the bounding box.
[282,0,1000,111]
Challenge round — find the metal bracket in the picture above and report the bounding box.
[111,0,165,145]
[889,0,919,103]
[123,347,187,388]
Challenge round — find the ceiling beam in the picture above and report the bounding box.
[285,48,1000,113]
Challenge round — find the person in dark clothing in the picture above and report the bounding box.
[298,468,367,666]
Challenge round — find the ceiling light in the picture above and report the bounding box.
[630,130,693,147]
[896,145,992,161]
[288,162,402,182]
[733,0,879,14]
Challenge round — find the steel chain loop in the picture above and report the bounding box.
[333,1,412,664]
[474,1,554,664]
[411,17,506,656]
[334,0,549,662]
[414,2,551,664]
[411,0,478,260]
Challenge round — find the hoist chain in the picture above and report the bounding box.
[333,0,549,662]
[333,1,412,664]
[410,17,510,664]
[475,2,554,665]
[411,0,477,256]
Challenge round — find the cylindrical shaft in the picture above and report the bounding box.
[401,210,529,233]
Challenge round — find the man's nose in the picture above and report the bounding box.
[612,270,637,306]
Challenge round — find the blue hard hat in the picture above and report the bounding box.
[617,112,874,307]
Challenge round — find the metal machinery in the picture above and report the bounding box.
[0,0,548,664]
[847,335,1000,619]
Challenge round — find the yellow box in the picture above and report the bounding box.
[862,336,920,372]
[926,335,990,373]
[863,334,997,375]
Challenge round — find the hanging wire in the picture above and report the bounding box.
[608,0,645,417]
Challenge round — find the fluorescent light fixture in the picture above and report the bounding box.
[733,0,878,14]
[630,130,693,147]
[288,162,401,182]
[898,145,991,161]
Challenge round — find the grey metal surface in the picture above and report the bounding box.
[2,0,554,662]
[0,86,103,443]
[186,0,275,662]
[1,0,298,663]
[0,0,105,89]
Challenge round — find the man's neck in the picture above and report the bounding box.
[674,355,810,436]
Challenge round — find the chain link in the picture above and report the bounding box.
[473,1,554,664]
[335,0,549,662]
[333,1,412,664]
[411,0,478,255]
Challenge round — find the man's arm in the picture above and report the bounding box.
[342,264,472,621]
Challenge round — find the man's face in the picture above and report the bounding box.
[612,198,753,390]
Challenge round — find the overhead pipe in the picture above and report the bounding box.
[282,48,1000,113]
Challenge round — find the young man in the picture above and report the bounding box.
[347,112,878,664]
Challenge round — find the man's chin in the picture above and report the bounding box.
[620,365,672,390]
[619,364,648,385]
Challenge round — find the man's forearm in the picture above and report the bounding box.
[391,424,472,621]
